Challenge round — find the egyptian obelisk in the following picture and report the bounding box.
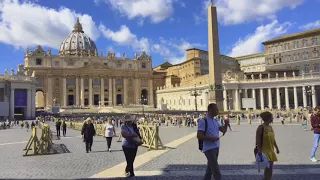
[208,1,223,107]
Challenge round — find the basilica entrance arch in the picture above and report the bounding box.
[141,89,148,105]
[35,90,45,109]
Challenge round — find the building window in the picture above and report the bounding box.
[116,79,121,85]
[36,78,42,87]
[67,78,74,86]
[67,60,74,66]
[36,58,42,65]
[294,41,299,49]
[142,79,148,87]
[84,79,89,87]
[304,64,310,73]
[314,63,320,72]
[117,63,121,68]
[312,38,318,45]
[201,99,203,106]
[313,50,319,58]
[303,40,308,47]
[54,61,60,67]
[84,62,88,66]
[128,64,132,69]
[104,79,108,86]
[141,63,146,68]
[104,63,108,67]
[93,78,99,85]
[189,99,190,105]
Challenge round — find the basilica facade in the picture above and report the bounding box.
[24,19,154,110]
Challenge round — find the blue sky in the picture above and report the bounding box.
[0,0,319,71]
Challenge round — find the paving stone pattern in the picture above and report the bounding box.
[0,122,195,179]
[137,124,319,179]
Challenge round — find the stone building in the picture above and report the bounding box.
[154,3,320,112]
[24,19,154,111]
[0,65,36,120]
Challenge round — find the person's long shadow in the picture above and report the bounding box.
[91,150,123,153]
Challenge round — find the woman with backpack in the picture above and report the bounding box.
[256,111,280,180]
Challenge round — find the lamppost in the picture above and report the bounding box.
[190,84,202,112]
[139,97,147,116]
[303,85,315,111]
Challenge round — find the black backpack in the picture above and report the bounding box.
[198,118,208,151]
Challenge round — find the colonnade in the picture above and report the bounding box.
[223,85,318,111]
[46,75,154,108]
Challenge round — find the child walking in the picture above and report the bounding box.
[303,116,308,131]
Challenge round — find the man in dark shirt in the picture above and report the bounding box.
[56,120,61,137]
[310,106,320,162]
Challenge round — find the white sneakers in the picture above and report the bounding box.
[310,157,318,162]
[108,148,111,152]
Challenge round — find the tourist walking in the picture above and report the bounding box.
[56,119,61,137]
[121,115,142,177]
[310,106,320,162]
[197,103,229,180]
[104,118,116,152]
[255,111,280,180]
[25,122,30,132]
[62,120,67,137]
[303,116,308,131]
[81,118,96,153]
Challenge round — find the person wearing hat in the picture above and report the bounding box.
[121,115,142,177]
[81,118,96,153]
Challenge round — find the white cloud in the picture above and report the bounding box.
[197,0,304,25]
[101,0,175,23]
[0,0,99,49]
[152,38,206,64]
[228,20,291,57]
[99,24,150,52]
[299,20,320,30]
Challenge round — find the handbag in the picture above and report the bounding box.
[126,125,142,146]
[254,125,264,160]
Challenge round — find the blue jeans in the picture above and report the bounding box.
[311,134,320,158]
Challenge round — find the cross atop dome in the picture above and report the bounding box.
[73,17,84,33]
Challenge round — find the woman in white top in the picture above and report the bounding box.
[104,118,116,152]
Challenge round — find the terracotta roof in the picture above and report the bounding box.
[262,28,320,45]
[153,61,173,69]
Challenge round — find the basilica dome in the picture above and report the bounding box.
[59,18,98,56]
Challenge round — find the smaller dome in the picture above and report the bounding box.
[59,18,98,57]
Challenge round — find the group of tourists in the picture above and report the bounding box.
[79,115,141,177]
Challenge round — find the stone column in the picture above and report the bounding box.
[312,85,317,108]
[89,77,93,106]
[268,88,272,109]
[302,86,307,107]
[80,77,84,107]
[276,88,281,109]
[260,88,264,110]
[27,89,31,119]
[100,77,105,107]
[252,89,256,110]
[113,77,116,105]
[46,76,52,109]
[234,89,240,111]
[135,78,140,104]
[10,88,14,118]
[123,78,128,105]
[76,76,80,106]
[223,89,228,111]
[108,78,112,106]
[148,78,154,106]
[285,87,289,110]
[62,76,67,107]
[293,86,298,109]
